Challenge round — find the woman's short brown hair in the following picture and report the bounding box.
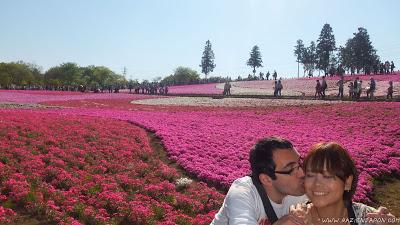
[303,142,358,201]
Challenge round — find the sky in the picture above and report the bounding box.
[0,0,399,81]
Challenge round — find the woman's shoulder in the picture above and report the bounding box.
[353,202,377,213]
[352,202,377,225]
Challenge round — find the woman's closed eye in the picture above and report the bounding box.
[305,173,315,177]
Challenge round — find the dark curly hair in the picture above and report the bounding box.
[249,137,294,180]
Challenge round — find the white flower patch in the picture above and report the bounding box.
[175,177,193,190]
[132,97,349,108]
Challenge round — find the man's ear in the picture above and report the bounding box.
[344,175,353,191]
[259,173,273,187]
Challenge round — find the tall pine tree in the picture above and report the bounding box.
[247,45,263,76]
[294,39,305,78]
[351,27,378,74]
[199,40,216,80]
[316,23,336,75]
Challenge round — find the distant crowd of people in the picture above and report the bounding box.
[129,82,169,95]
[369,60,395,75]
[314,76,395,100]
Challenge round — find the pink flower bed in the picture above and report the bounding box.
[168,83,222,94]
[0,90,162,104]
[40,102,400,203]
[0,90,86,96]
[0,111,223,224]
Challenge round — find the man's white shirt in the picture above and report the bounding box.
[211,176,308,225]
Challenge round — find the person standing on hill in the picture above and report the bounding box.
[266,71,270,80]
[366,77,376,100]
[391,61,395,74]
[385,61,390,74]
[353,77,360,99]
[357,80,363,99]
[348,82,355,99]
[315,80,322,99]
[387,81,394,99]
[336,76,344,98]
[273,81,278,97]
[277,80,283,96]
[273,71,277,80]
[223,81,231,96]
[321,76,327,99]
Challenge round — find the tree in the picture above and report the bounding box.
[199,40,216,80]
[170,67,200,85]
[0,63,12,88]
[351,27,378,74]
[338,43,353,72]
[316,23,336,75]
[247,45,263,76]
[294,39,305,78]
[303,41,317,77]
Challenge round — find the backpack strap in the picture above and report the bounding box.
[250,175,278,224]
[347,201,358,225]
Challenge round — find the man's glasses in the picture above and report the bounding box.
[274,162,302,175]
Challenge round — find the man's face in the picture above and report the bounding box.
[271,149,305,196]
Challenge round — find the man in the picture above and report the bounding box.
[367,77,376,99]
[337,76,344,98]
[211,137,307,225]
[390,61,395,74]
[321,76,327,98]
[211,137,396,225]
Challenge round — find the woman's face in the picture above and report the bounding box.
[304,163,352,208]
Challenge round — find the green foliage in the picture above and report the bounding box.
[161,67,200,85]
[0,60,126,90]
[0,61,43,88]
[301,41,318,76]
[294,39,305,62]
[247,45,263,75]
[152,204,166,221]
[199,40,216,78]
[316,23,336,74]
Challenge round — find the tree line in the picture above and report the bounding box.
[0,61,127,91]
[294,24,381,77]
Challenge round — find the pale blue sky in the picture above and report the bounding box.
[0,0,399,81]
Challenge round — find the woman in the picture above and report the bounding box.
[315,80,322,99]
[387,81,393,99]
[290,142,385,225]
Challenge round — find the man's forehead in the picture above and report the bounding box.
[272,148,299,162]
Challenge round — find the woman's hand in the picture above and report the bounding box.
[366,206,397,225]
[289,203,312,225]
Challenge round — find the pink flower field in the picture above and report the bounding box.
[0,90,399,223]
[0,90,160,104]
[46,102,399,204]
[0,111,223,224]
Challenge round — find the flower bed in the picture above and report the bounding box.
[0,91,161,104]
[132,97,348,108]
[45,102,400,203]
[0,111,223,224]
